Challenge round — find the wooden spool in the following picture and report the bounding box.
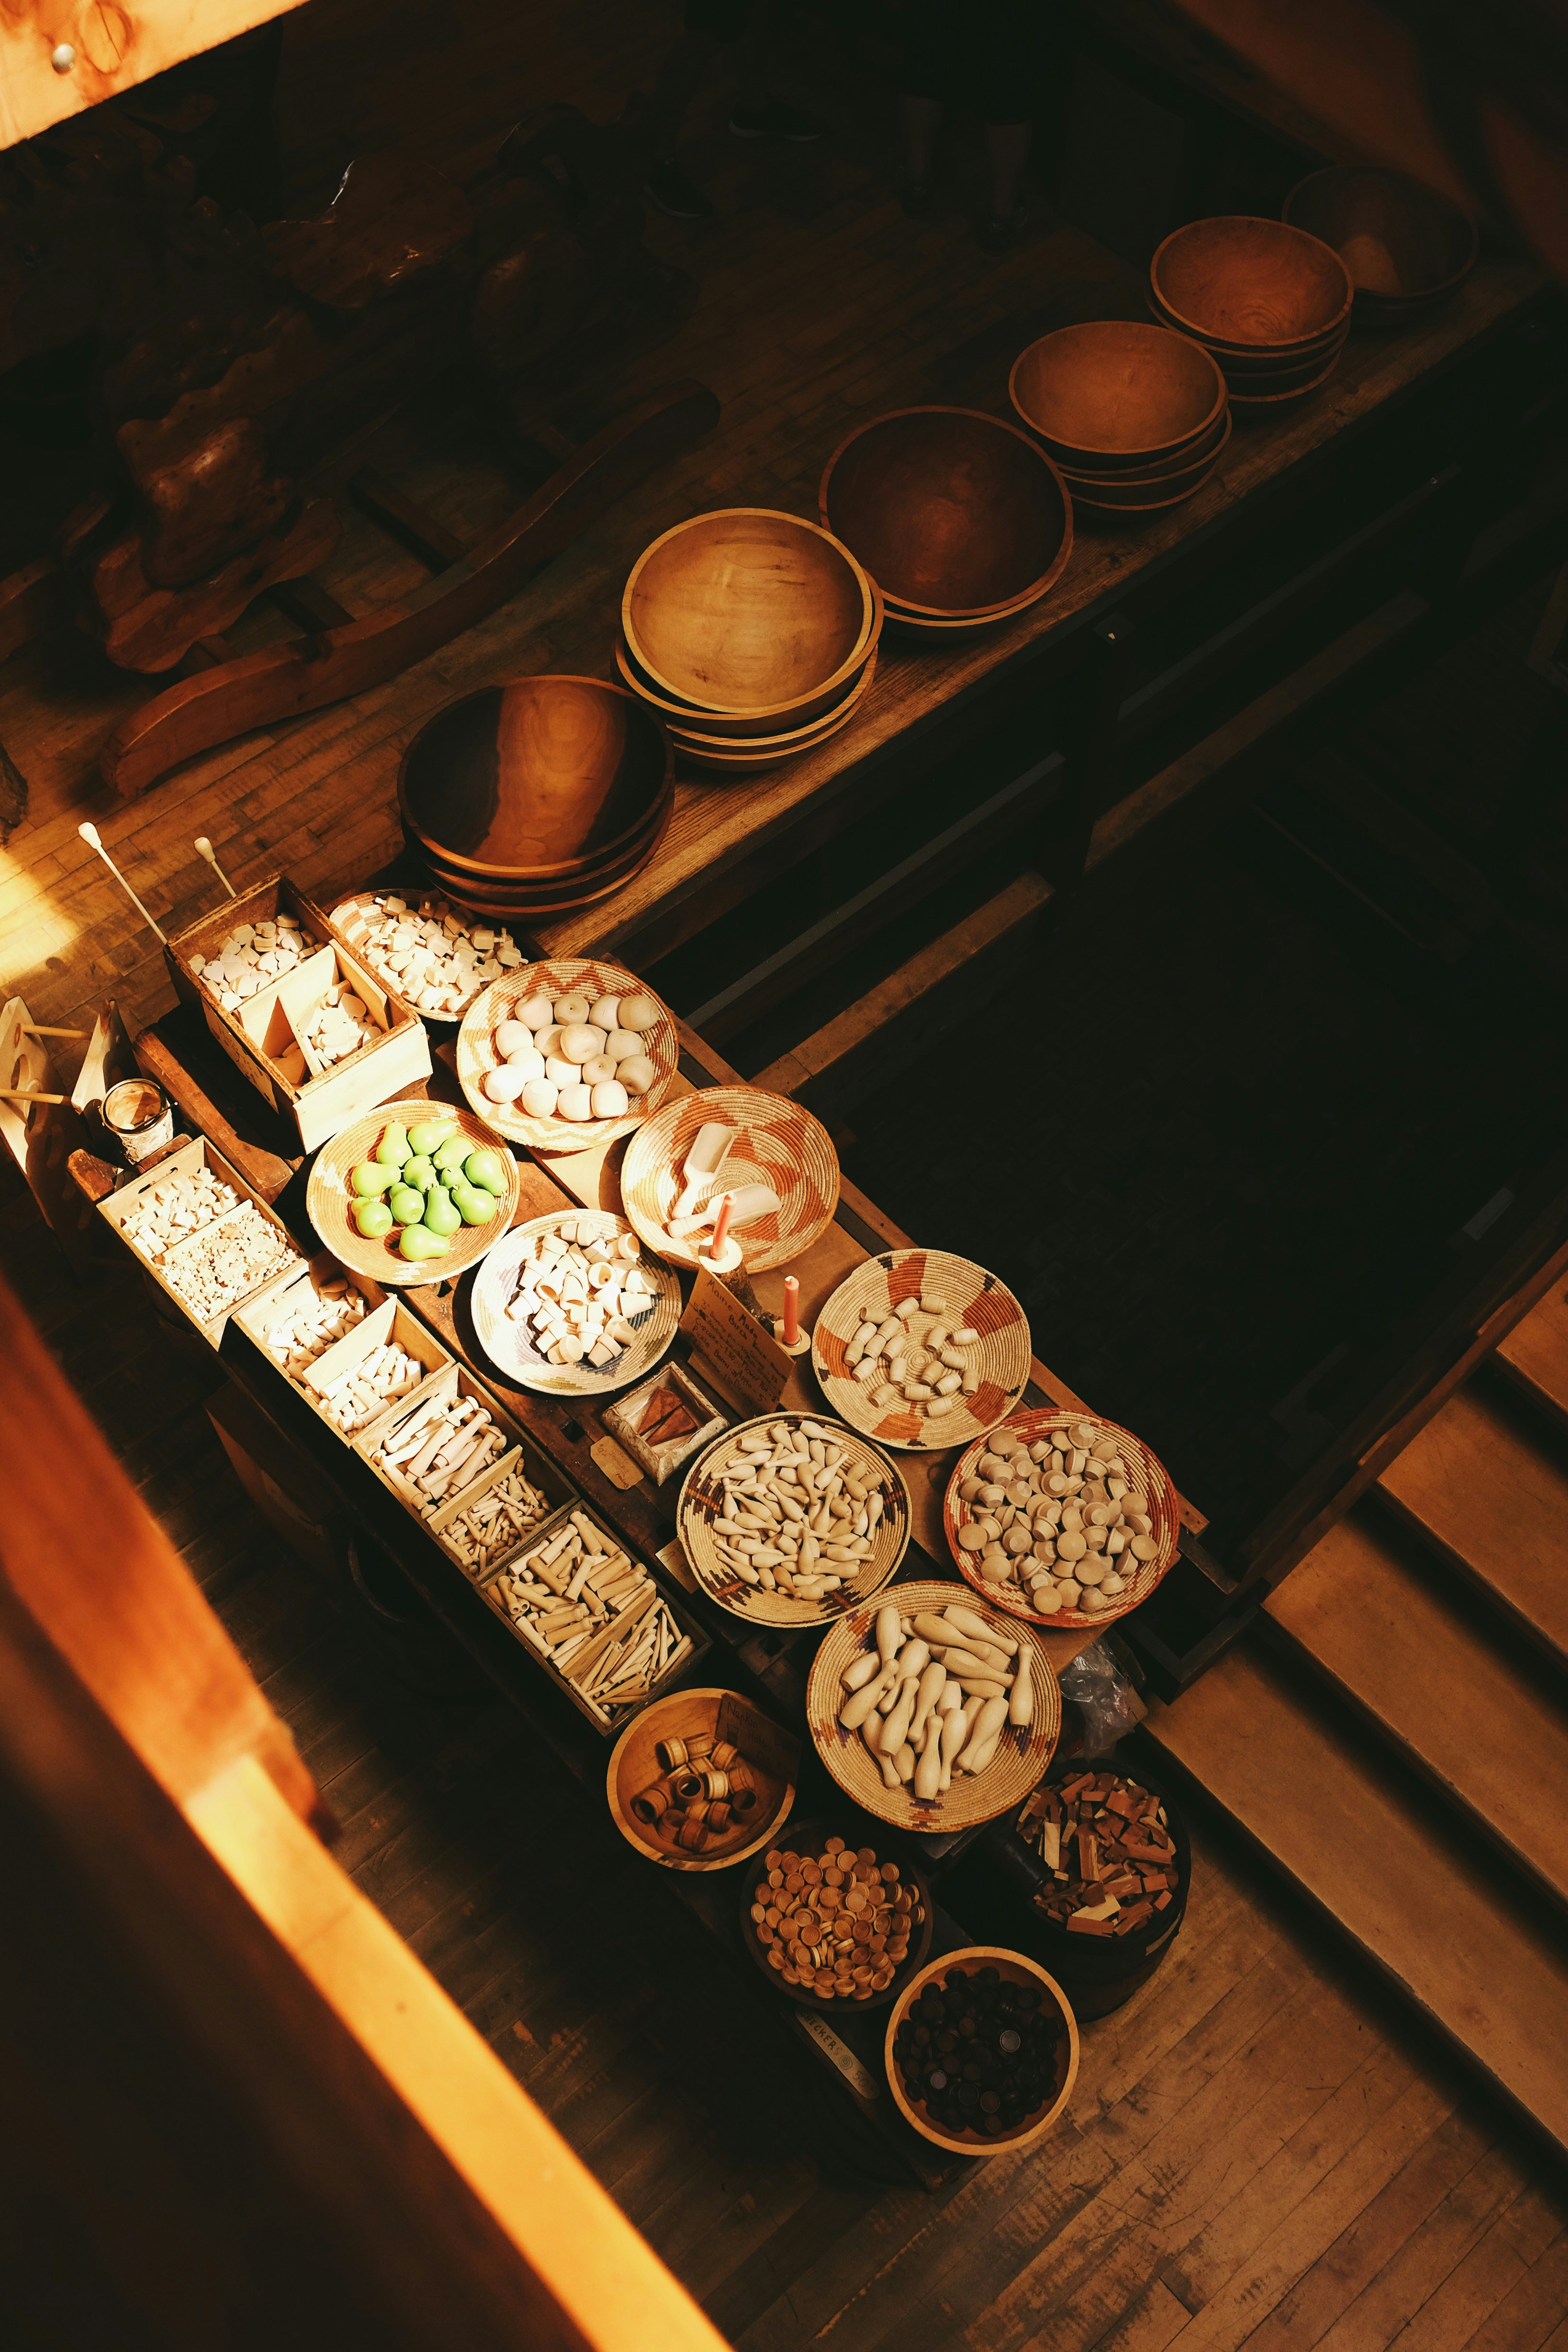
[621,1085,840,1273]
[811,1246,1031,1452]
[883,1948,1080,2156]
[468,1209,682,1397]
[623,508,876,718]
[1150,216,1353,352]
[454,958,680,1155]
[306,1099,521,1289]
[805,1579,1060,1832]
[1283,166,1479,316]
[736,1818,935,2012]
[1009,320,1227,469]
[606,1686,796,1872]
[675,1410,911,1627]
[942,1406,1181,1629]
[818,407,1072,622]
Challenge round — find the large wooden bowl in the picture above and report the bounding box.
[675,1411,911,1626]
[884,1948,1079,2156]
[738,1819,935,2010]
[805,1580,1059,1832]
[397,677,672,880]
[306,1100,521,1288]
[455,960,679,1154]
[812,1247,1031,1452]
[942,1407,1181,1629]
[624,508,876,717]
[818,407,1073,621]
[606,1686,797,1872]
[1151,217,1353,352]
[621,1085,840,1273]
[1283,166,1478,313]
[1009,319,1226,468]
[417,795,672,916]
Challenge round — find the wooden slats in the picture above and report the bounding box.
[1142,1637,1568,2156]
[1375,1384,1568,1672]
[1264,1511,1568,1914]
[1494,1276,1568,1435]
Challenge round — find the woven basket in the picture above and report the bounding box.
[942,1408,1180,1630]
[468,1211,680,1397]
[455,961,679,1155]
[806,1579,1059,1832]
[305,1101,520,1289]
[812,1249,1031,1451]
[620,1086,840,1272]
[676,1412,910,1627]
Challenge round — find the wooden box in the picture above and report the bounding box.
[478,1502,710,1735]
[233,1260,452,1443]
[163,876,431,1151]
[352,1359,577,1556]
[97,1135,304,1347]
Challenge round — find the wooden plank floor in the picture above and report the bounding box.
[7,1182,1565,2352]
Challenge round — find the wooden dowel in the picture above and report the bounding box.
[0,1089,66,1104]
[21,1025,86,1039]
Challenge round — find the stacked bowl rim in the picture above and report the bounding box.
[1010,318,1228,470]
[1058,410,1233,500]
[1150,215,1354,355]
[614,585,883,741]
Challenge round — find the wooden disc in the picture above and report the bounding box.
[620,1085,840,1273]
[306,1100,521,1289]
[455,960,679,1155]
[812,1248,1030,1451]
[675,1411,911,1627]
[737,1818,935,2011]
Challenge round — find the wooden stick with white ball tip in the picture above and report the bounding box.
[78,822,166,942]
[194,836,237,897]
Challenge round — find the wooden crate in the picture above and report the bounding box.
[352,1358,578,1557]
[163,875,431,1151]
[233,1260,453,1444]
[96,1135,304,1347]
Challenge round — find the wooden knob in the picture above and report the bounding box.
[51,42,75,70]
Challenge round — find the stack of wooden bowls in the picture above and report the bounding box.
[818,407,1072,637]
[1149,216,1353,405]
[1009,320,1229,515]
[397,675,673,920]
[1282,167,1478,321]
[615,508,882,773]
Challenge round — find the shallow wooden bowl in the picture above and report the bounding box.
[1215,330,1349,393]
[456,959,679,1154]
[1058,416,1230,503]
[1149,283,1347,364]
[397,676,672,881]
[884,1948,1079,2155]
[942,1407,1181,1629]
[615,589,883,738]
[818,406,1072,620]
[1151,217,1352,352]
[806,1580,1059,1832]
[676,1411,911,1626]
[1225,350,1346,407]
[624,508,875,717]
[1283,165,1478,313]
[1009,319,1226,468]
[812,1247,1031,1452]
[606,1685,797,1871]
[621,1085,840,1273]
[419,792,672,914]
[468,1209,681,1397]
[306,1099,521,1288]
[738,1819,935,2011]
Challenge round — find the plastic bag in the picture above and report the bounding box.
[1058,1637,1146,1758]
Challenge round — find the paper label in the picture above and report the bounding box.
[796,2013,880,2102]
[590,1435,644,1490]
[680,1264,793,1416]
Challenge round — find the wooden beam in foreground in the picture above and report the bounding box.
[0,0,308,152]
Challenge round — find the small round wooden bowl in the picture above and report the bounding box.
[620,1085,840,1273]
[614,601,882,741]
[676,1411,911,1627]
[455,960,679,1155]
[1283,165,1478,313]
[397,676,673,881]
[1213,324,1350,386]
[1149,284,1347,365]
[806,1580,1060,1832]
[1010,320,1226,469]
[819,407,1073,621]
[624,508,875,718]
[607,1686,796,1872]
[812,1248,1031,1453]
[942,1408,1181,1629]
[468,1210,681,1397]
[884,1948,1079,2156]
[666,651,879,759]
[738,1820,935,2011]
[1151,217,1352,353]
[306,1100,521,1288]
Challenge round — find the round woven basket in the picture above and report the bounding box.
[676,1412,910,1627]
[468,1210,681,1397]
[455,961,679,1155]
[805,1579,1059,1832]
[620,1085,840,1272]
[942,1408,1180,1630]
[306,1100,521,1289]
[812,1249,1031,1451]
[884,1948,1079,2156]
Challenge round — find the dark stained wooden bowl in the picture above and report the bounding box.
[1059,411,1231,495]
[420,804,670,908]
[614,601,881,739]
[1283,166,1478,313]
[818,407,1072,621]
[624,508,875,716]
[1009,320,1226,468]
[1151,217,1352,352]
[398,676,672,881]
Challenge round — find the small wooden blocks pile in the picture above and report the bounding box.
[189,914,307,1007]
[503,1218,655,1369]
[1015,1772,1179,1936]
[844,1288,982,1425]
[299,981,378,1069]
[330,892,523,1018]
[750,1834,921,1997]
[121,1165,299,1324]
[316,1338,428,1435]
[630,1727,761,1853]
[370,1390,510,1512]
[261,1278,367,1375]
[439,1459,554,1576]
[489,1510,689,1720]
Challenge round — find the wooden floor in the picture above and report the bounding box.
[9,1193,1566,2352]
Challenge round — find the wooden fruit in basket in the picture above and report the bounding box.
[306,1099,522,1287]
[884,1948,1079,2156]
